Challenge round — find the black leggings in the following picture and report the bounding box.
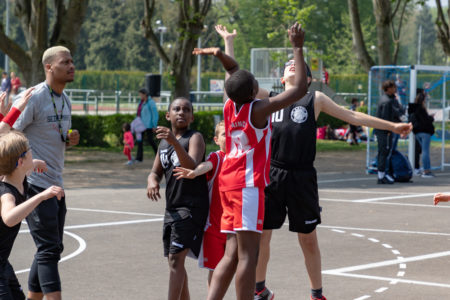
[0,261,25,300]
[136,128,158,161]
[26,184,66,294]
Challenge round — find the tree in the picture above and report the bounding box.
[142,0,212,98]
[348,0,415,70]
[0,0,89,86]
[435,0,450,56]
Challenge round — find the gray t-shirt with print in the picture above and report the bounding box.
[13,81,72,188]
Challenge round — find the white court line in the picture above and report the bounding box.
[324,272,450,288]
[382,244,392,249]
[320,189,421,195]
[319,177,374,183]
[68,207,163,217]
[19,218,164,233]
[65,218,164,230]
[374,287,388,293]
[368,238,379,243]
[399,263,406,269]
[352,233,365,238]
[15,231,86,275]
[323,250,450,273]
[392,250,400,255]
[319,225,450,237]
[397,271,405,277]
[354,296,371,300]
[319,198,450,209]
[318,172,450,184]
[353,193,437,203]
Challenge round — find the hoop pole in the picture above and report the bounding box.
[408,67,417,169]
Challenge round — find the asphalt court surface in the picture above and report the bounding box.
[9,159,450,299]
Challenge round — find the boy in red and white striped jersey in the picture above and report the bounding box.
[193,23,308,300]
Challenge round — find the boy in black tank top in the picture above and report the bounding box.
[215,25,413,300]
[146,97,209,300]
[0,131,64,300]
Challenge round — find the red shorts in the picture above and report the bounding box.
[198,231,227,270]
[220,187,265,233]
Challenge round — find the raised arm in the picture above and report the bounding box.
[215,25,269,100]
[173,161,213,180]
[315,92,412,137]
[251,23,308,126]
[0,88,34,134]
[193,47,239,103]
[1,186,64,227]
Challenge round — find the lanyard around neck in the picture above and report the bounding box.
[47,85,67,142]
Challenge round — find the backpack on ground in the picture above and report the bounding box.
[389,150,413,182]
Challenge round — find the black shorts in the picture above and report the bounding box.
[263,166,321,233]
[163,213,204,258]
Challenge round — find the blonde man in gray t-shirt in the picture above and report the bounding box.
[13,46,80,300]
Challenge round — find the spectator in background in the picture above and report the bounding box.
[395,74,407,107]
[135,88,158,162]
[1,72,11,97]
[409,90,435,178]
[322,66,329,85]
[375,80,405,184]
[10,72,21,95]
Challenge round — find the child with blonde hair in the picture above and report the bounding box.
[174,121,226,287]
[0,131,64,299]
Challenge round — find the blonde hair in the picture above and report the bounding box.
[42,46,71,66]
[0,131,30,175]
[214,120,225,137]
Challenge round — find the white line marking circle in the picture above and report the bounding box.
[15,230,86,275]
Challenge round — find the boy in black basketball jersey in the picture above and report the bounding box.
[215,25,413,300]
[146,97,209,300]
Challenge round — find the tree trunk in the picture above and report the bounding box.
[347,0,375,71]
[435,0,450,56]
[142,0,211,99]
[0,0,89,86]
[372,0,392,65]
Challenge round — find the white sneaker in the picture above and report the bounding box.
[125,160,134,166]
[414,169,422,176]
[421,172,435,178]
[385,174,395,183]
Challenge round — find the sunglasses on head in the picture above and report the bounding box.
[15,148,31,167]
[285,60,295,68]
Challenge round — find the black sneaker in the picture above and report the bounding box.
[377,176,394,184]
[254,287,274,300]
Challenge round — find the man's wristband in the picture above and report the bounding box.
[2,107,21,127]
[0,112,4,122]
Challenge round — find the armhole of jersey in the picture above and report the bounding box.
[210,152,221,183]
[247,99,270,132]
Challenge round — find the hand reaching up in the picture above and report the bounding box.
[192,47,221,56]
[288,22,305,49]
[215,25,237,41]
[0,92,12,116]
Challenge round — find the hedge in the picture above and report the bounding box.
[71,106,358,148]
[71,110,222,147]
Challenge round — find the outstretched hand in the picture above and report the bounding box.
[192,47,221,56]
[0,92,12,116]
[173,167,196,180]
[41,186,65,201]
[15,88,35,112]
[393,122,413,138]
[288,22,305,49]
[434,193,450,205]
[215,25,237,41]
[32,159,48,173]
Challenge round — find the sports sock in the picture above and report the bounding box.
[255,280,266,293]
[378,171,385,179]
[311,287,323,299]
